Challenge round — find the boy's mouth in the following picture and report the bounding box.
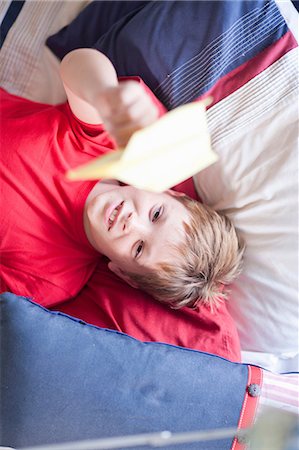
[107,201,124,230]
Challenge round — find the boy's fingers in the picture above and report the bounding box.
[118,81,145,105]
[105,121,148,148]
[107,106,159,148]
[98,81,160,148]
[105,97,159,127]
[100,81,144,113]
[102,109,157,147]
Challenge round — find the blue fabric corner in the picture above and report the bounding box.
[1,292,248,448]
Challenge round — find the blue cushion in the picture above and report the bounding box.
[46,0,289,109]
[1,292,248,448]
[46,1,148,59]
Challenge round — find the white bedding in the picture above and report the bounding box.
[194,45,299,370]
[0,0,88,104]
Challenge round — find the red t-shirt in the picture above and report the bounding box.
[0,82,165,307]
[0,85,241,361]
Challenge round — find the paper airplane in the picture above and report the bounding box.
[67,100,218,192]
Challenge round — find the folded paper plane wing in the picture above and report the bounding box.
[67,101,218,192]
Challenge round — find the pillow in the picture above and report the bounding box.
[47,0,292,109]
[0,0,88,103]
[46,1,148,58]
[54,258,241,362]
[1,292,254,449]
[194,45,298,358]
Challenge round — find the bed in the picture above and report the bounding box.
[0,0,298,448]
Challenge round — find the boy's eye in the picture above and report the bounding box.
[135,241,144,258]
[152,206,163,222]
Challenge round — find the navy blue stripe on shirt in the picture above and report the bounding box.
[0,0,25,49]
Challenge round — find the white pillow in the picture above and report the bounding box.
[194,48,298,363]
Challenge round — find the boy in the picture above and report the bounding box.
[0,49,243,309]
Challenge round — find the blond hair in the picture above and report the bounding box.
[126,195,244,310]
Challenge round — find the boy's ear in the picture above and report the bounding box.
[108,262,138,289]
[166,189,186,198]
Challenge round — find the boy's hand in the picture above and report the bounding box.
[97,81,160,148]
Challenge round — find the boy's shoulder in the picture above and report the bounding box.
[0,87,63,121]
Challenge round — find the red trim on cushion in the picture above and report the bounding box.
[231,365,263,450]
[198,31,298,109]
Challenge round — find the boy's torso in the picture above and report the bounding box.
[0,89,114,307]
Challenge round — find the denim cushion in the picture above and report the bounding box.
[1,292,248,449]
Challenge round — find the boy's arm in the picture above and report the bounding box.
[60,48,159,147]
[60,48,118,125]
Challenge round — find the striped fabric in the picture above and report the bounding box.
[0,0,25,49]
[154,0,288,109]
[0,0,87,102]
[0,0,14,26]
[0,1,65,96]
[257,371,299,416]
[206,45,298,147]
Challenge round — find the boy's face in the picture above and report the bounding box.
[85,184,190,276]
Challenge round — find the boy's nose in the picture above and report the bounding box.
[120,211,148,235]
[121,211,133,232]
